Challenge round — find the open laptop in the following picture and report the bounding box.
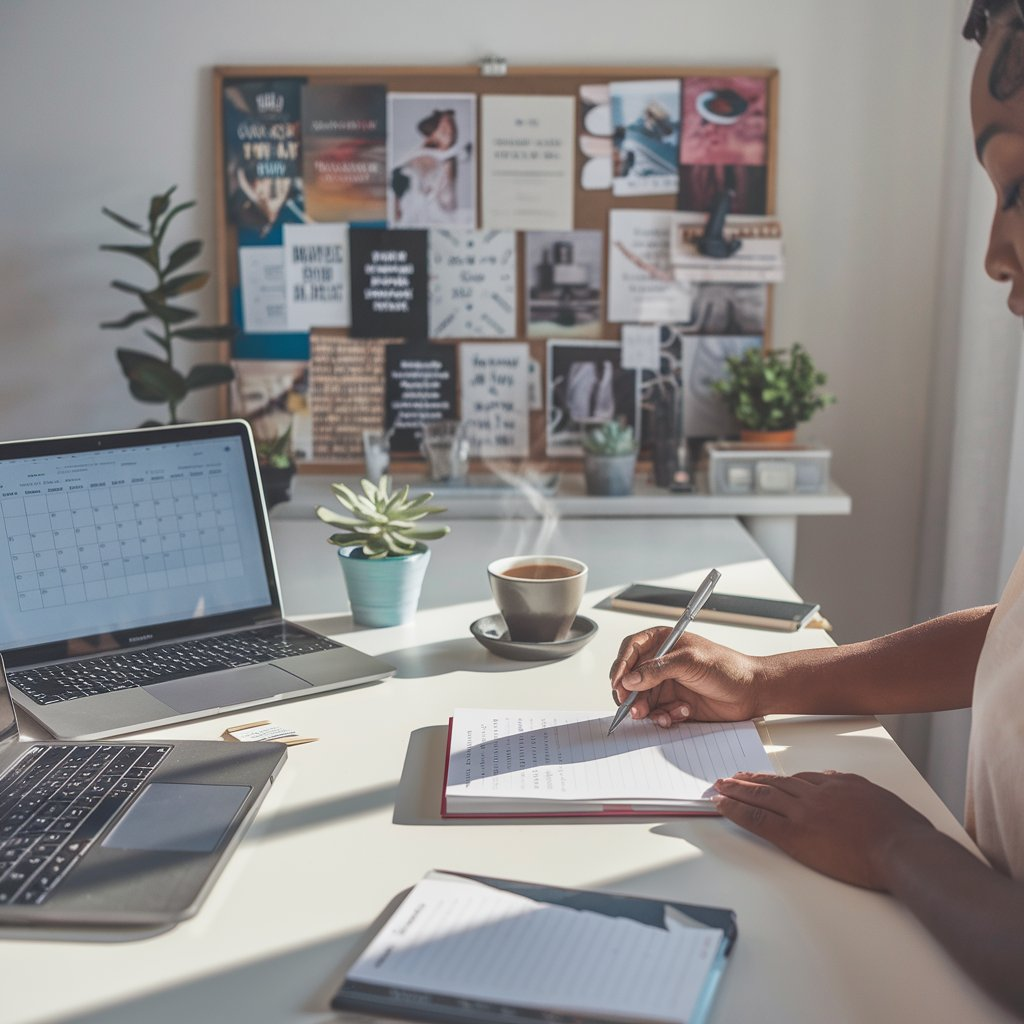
[0,652,286,932]
[0,421,395,740]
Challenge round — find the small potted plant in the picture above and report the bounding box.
[315,476,450,627]
[255,424,296,510]
[581,420,638,496]
[712,343,836,444]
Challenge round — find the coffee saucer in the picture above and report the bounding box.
[469,614,599,662]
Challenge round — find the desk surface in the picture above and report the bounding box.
[0,520,1012,1024]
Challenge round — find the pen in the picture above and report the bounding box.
[607,567,721,736]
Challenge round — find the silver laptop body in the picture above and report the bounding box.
[0,653,286,932]
[0,421,394,740]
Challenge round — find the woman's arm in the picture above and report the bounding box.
[712,770,1024,1018]
[611,605,996,724]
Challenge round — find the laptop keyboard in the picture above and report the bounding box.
[0,743,171,906]
[8,625,339,705]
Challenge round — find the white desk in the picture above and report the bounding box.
[0,519,1012,1024]
[276,472,852,584]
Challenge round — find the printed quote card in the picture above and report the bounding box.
[428,229,516,339]
[458,343,530,458]
[349,228,428,339]
[481,95,575,231]
[282,223,350,331]
[385,342,457,452]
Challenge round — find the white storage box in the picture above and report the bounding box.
[706,442,831,495]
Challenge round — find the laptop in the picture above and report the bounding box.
[0,652,286,932]
[0,421,395,740]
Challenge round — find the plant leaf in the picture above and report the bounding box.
[315,507,365,529]
[172,324,237,342]
[109,279,148,296]
[164,239,202,275]
[144,328,170,352]
[148,188,175,232]
[326,533,364,547]
[116,348,186,403]
[360,478,379,503]
[405,526,451,540]
[142,298,197,325]
[101,207,146,235]
[100,310,153,330]
[184,363,234,391]
[100,243,158,269]
[154,200,196,246]
[158,271,209,298]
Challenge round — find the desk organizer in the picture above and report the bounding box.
[706,442,831,495]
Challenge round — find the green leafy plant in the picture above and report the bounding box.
[315,476,450,559]
[100,186,236,425]
[581,420,637,456]
[255,423,294,469]
[712,343,836,432]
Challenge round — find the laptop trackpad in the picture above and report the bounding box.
[102,783,251,853]
[144,664,311,715]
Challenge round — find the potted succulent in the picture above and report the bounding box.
[255,423,296,510]
[712,343,836,444]
[581,420,638,496]
[315,476,450,627]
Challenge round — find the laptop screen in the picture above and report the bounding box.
[0,424,278,661]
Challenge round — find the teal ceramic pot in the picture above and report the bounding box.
[337,544,431,627]
[583,451,637,496]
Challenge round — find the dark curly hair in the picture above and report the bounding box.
[964,0,1024,99]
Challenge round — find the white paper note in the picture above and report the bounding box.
[608,209,694,323]
[447,709,775,806]
[482,95,576,231]
[238,246,287,333]
[620,324,662,371]
[283,222,351,330]
[458,343,530,458]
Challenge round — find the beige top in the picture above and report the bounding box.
[965,548,1024,879]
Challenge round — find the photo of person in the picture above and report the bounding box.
[681,334,762,441]
[387,93,476,228]
[525,231,603,338]
[678,75,769,214]
[546,340,639,457]
[610,79,681,197]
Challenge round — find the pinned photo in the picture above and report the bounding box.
[387,94,476,228]
[611,79,681,197]
[525,231,603,338]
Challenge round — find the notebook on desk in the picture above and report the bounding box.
[333,870,737,1024]
[0,421,395,740]
[441,708,776,818]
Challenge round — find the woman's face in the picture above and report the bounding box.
[429,113,456,150]
[973,10,1024,315]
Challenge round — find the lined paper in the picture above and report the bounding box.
[346,874,721,1023]
[446,708,775,808]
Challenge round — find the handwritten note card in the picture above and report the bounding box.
[428,229,516,338]
[458,343,530,458]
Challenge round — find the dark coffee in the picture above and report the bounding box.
[502,563,580,580]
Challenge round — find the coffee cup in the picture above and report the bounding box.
[487,555,588,643]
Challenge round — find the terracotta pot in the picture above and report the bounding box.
[739,428,797,446]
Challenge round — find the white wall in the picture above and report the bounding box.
[0,0,964,643]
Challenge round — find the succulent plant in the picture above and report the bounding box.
[315,476,450,559]
[581,420,637,456]
[712,343,835,432]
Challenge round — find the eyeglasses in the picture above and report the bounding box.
[964,0,1024,43]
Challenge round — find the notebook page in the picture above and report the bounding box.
[346,875,722,1023]
[447,709,774,805]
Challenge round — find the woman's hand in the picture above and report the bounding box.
[712,770,935,890]
[609,627,762,726]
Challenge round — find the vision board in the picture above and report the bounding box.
[213,63,780,470]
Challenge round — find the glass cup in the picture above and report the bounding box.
[362,429,391,482]
[420,420,470,483]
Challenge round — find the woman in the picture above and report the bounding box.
[610,2,1024,1015]
[390,109,471,227]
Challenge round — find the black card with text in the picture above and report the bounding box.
[349,228,428,339]
[385,342,457,453]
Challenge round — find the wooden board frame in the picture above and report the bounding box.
[212,63,779,474]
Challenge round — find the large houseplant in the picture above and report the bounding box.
[712,343,835,443]
[315,476,450,626]
[100,186,236,425]
[581,420,638,496]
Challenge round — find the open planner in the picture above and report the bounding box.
[332,870,737,1024]
[442,708,776,817]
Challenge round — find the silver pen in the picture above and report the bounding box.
[607,568,722,735]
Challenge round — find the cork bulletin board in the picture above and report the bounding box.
[212,63,780,472]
